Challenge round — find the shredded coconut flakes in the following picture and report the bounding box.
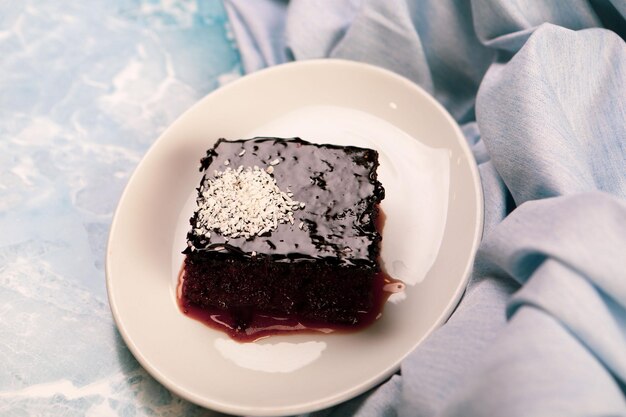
[194,166,303,239]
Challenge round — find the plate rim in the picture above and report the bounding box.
[106,58,484,416]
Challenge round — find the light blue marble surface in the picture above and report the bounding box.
[0,1,241,415]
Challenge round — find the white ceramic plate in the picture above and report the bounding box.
[106,59,483,416]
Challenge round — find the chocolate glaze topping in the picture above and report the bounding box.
[184,137,385,267]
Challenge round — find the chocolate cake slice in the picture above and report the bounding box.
[181,137,385,335]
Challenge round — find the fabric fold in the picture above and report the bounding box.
[470,0,602,52]
[477,24,626,205]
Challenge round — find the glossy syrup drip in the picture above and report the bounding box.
[184,137,385,268]
[177,267,404,343]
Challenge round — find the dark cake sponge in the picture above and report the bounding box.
[182,137,385,329]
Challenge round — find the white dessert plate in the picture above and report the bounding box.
[106,59,483,416]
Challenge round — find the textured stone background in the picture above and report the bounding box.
[0,1,240,415]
